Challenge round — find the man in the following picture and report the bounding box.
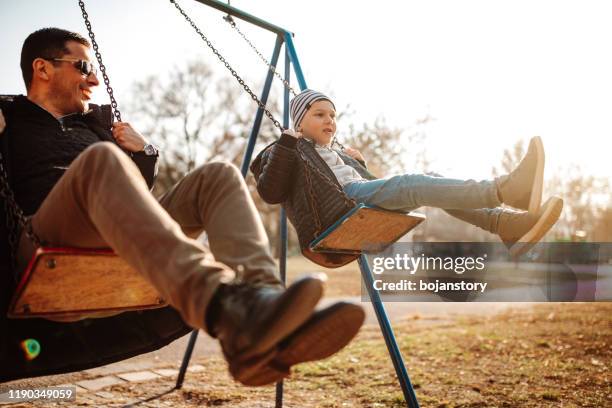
[0,27,364,386]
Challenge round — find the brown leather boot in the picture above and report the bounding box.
[243,301,366,386]
[497,196,563,257]
[209,275,325,385]
[495,136,544,213]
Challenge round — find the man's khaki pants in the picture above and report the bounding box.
[17,142,280,331]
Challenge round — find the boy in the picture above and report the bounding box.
[252,89,563,258]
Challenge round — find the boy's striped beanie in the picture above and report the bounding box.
[290,89,335,128]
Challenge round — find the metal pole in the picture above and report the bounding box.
[192,0,292,36]
[173,0,296,395]
[240,35,283,176]
[175,330,199,389]
[359,254,420,408]
[177,32,283,392]
[283,32,307,91]
[280,41,291,284]
[274,42,293,408]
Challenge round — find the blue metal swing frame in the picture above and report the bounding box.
[173,2,420,407]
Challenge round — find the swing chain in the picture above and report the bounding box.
[170,0,283,132]
[172,0,355,236]
[78,0,122,123]
[223,15,298,97]
[0,151,41,265]
[295,144,323,236]
[220,10,346,151]
[295,141,356,237]
[0,0,119,263]
[303,150,356,209]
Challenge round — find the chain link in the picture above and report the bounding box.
[223,15,298,97]
[78,0,122,123]
[171,0,356,237]
[295,141,356,236]
[297,150,322,236]
[0,0,122,260]
[0,151,41,263]
[298,142,356,208]
[221,12,347,151]
[170,0,284,132]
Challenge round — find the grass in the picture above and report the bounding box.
[89,302,611,407]
[29,256,608,407]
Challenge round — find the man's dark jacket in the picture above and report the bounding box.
[4,95,157,216]
[0,95,189,382]
[251,133,377,267]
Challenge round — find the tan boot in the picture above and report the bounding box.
[210,275,325,385]
[497,196,563,257]
[495,136,545,213]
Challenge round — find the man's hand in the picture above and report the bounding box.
[0,109,5,135]
[344,146,365,162]
[112,122,147,152]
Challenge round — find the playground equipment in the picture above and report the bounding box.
[0,1,423,406]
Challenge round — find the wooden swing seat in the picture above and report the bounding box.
[8,247,166,319]
[310,203,426,255]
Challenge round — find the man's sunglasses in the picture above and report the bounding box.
[46,58,98,77]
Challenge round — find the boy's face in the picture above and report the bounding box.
[298,100,336,146]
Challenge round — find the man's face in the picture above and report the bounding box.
[298,100,337,146]
[46,41,99,115]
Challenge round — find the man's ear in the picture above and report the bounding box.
[32,58,51,82]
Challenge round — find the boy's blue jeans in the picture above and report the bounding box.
[343,174,506,233]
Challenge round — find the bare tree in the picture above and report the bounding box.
[125,59,285,248]
[545,165,610,239]
[336,110,433,177]
[491,138,526,178]
[125,63,438,254]
[127,60,281,189]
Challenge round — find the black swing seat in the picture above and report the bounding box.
[8,247,166,320]
[310,203,426,255]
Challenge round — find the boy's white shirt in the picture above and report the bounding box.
[314,144,364,187]
[284,128,364,186]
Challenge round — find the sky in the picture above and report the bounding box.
[1,0,611,183]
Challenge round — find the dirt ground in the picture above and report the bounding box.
[9,302,609,408]
[285,256,364,298]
